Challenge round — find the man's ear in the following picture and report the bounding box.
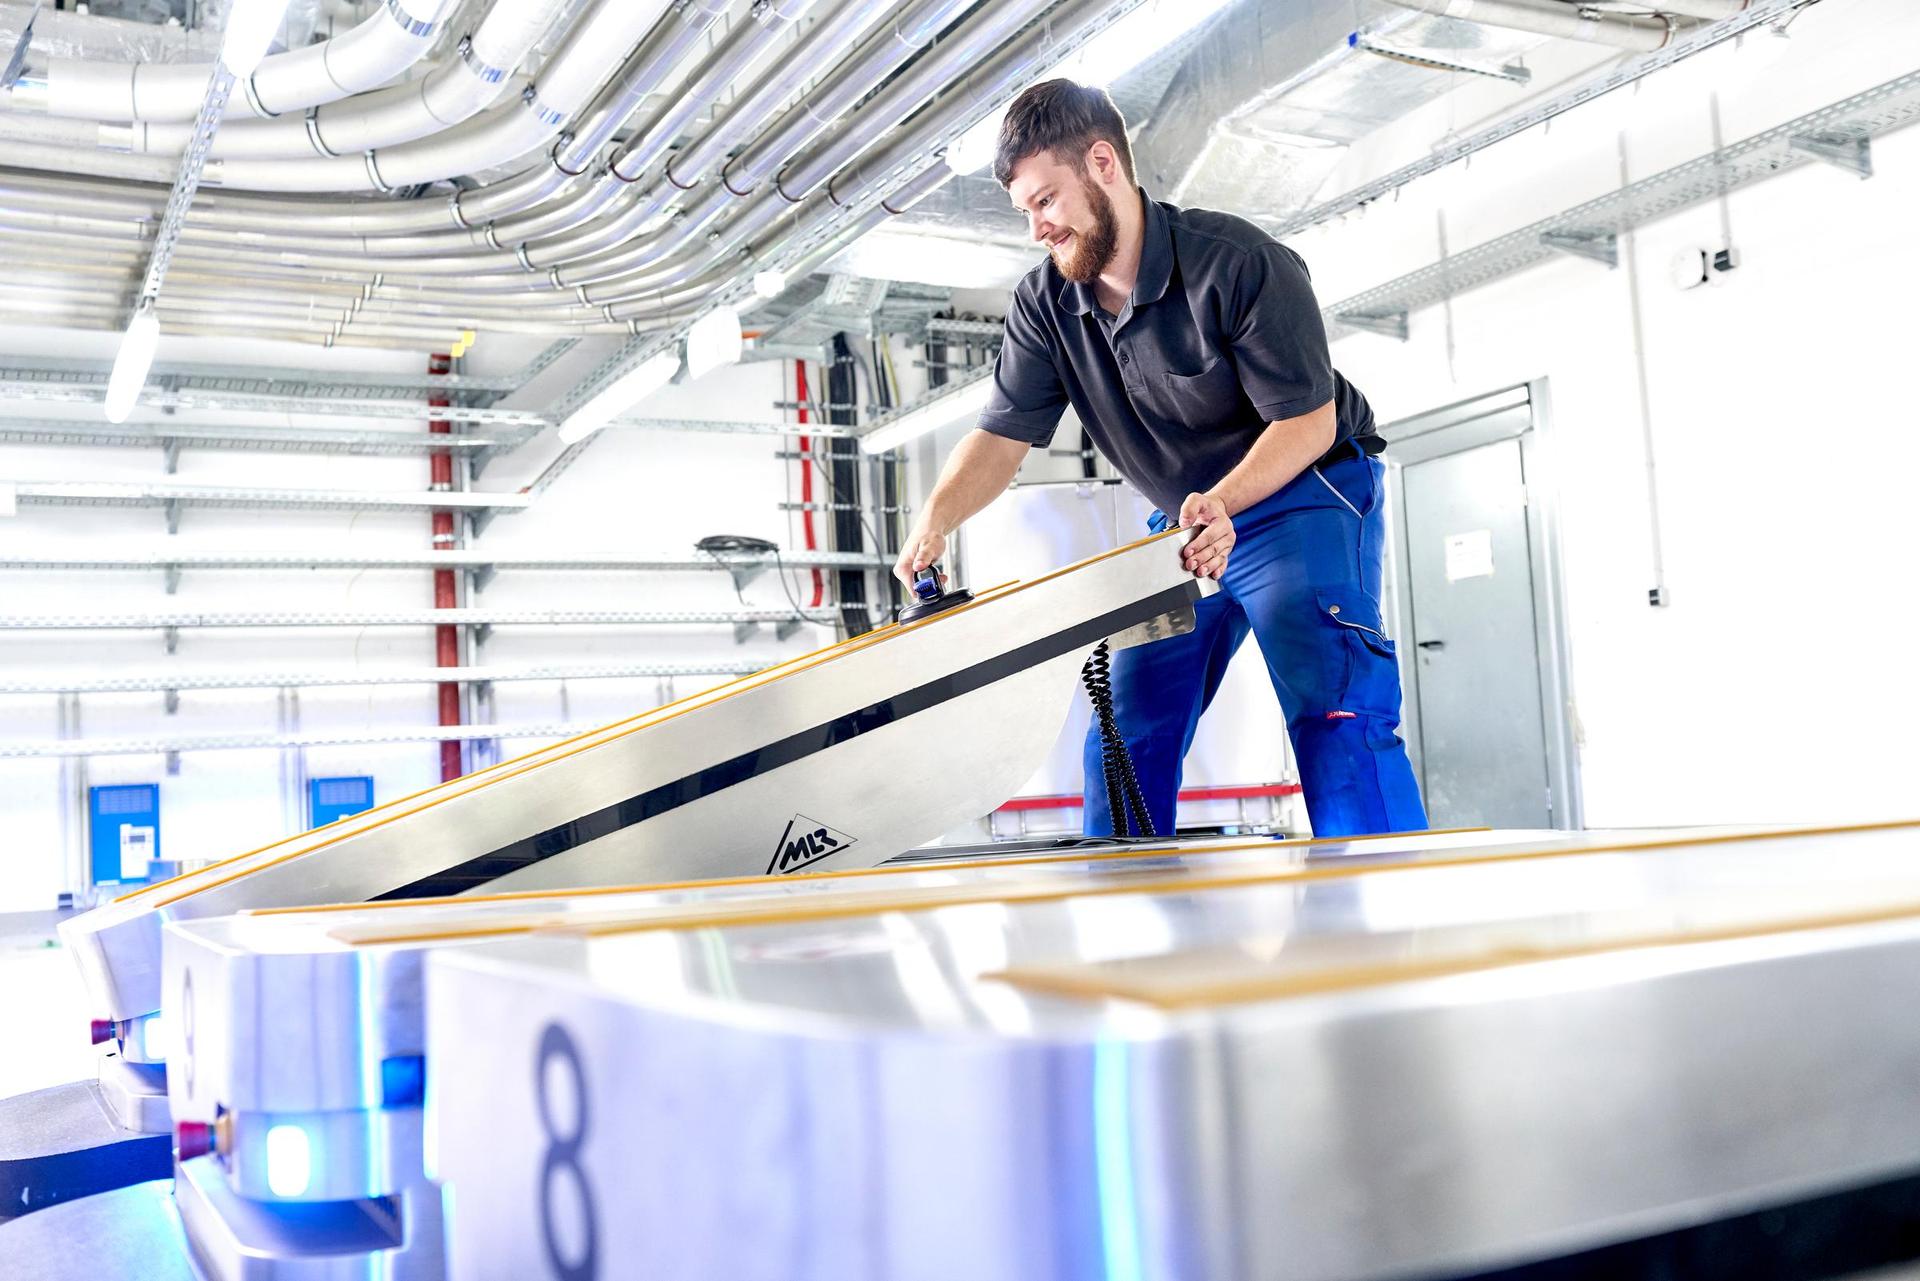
[1087,140,1117,185]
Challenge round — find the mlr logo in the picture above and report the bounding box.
[768,815,857,874]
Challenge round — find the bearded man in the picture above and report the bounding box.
[893,79,1427,838]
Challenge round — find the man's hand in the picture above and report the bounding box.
[1177,491,1234,579]
[894,525,949,589]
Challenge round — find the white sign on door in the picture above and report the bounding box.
[1444,529,1495,582]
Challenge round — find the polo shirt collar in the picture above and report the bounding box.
[1054,186,1172,317]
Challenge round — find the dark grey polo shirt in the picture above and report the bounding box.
[977,188,1380,515]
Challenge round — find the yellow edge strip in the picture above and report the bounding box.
[987,896,1920,1010]
[337,817,1920,949]
[322,825,1474,948]
[148,530,1187,909]
[262,825,1489,921]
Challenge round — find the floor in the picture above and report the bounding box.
[0,910,98,1100]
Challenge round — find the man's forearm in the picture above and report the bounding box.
[1204,400,1338,517]
[918,428,1030,535]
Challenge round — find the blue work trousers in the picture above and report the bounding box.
[1083,446,1428,838]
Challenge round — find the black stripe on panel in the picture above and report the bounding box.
[371,583,1199,900]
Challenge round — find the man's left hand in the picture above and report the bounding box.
[1177,491,1234,579]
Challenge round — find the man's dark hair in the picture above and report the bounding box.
[991,79,1135,190]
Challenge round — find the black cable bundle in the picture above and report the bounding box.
[1080,640,1155,838]
[827,334,872,637]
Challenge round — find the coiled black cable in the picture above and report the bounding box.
[1081,640,1156,838]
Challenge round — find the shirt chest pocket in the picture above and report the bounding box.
[1140,355,1247,428]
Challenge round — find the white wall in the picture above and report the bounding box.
[0,331,869,911]
[1291,0,1920,827]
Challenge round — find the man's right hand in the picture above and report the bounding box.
[894,526,948,589]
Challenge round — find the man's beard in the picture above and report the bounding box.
[1052,176,1119,284]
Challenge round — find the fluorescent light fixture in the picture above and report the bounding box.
[685,306,743,381]
[265,1123,312,1198]
[826,227,1035,290]
[1068,0,1237,85]
[859,375,995,454]
[556,350,680,444]
[946,0,1239,177]
[946,112,1003,177]
[752,269,788,299]
[104,302,160,424]
[221,0,294,77]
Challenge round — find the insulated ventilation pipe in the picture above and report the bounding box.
[110,0,567,159]
[38,0,459,121]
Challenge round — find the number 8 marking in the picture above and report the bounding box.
[536,1023,598,1281]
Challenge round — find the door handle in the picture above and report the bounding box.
[1416,640,1445,650]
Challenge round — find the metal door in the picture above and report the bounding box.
[1399,436,1553,827]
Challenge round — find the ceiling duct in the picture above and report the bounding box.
[1131,0,1558,228]
[0,4,219,64]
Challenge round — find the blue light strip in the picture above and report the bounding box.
[1092,1039,1144,1281]
[358,953,387,1199]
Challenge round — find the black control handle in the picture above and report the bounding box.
[1416,639,1446,650]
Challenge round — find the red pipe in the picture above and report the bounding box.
[995,783,1304,813]
[428,352,462,782]
[794,360,824,608]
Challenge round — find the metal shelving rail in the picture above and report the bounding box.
[0,721,623,760]
[1,481,532,534]
[0,608,847,648]
[0,355,529,400]
[0,419,532,458]
[0,414,852,471]
[0,548,891,592]
[1323,68,1920,341]
[0,661,772,697]
[0,380,550,427]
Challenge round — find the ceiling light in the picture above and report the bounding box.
[221,0,294,77]
[1067,0,1237,85]
[859,375,995,455]
[826,227,1036,290]
[556,350,680,444]
[946,113,1002,177]
[685,307,743,381]
[104,302,160,424]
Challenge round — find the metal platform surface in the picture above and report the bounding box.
[153,829,1559,1279]
[160,827,1555,1139]
[422,819,1920,1281]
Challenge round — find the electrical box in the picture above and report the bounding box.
[89,784,160,886]
[309,776,375,828]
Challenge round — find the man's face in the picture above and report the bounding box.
[1008,150,1120,285]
